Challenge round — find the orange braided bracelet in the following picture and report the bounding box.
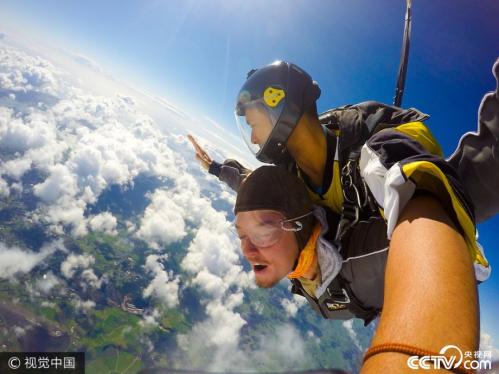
[363,343,475,374]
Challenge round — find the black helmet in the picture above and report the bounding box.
[235,61,321,164]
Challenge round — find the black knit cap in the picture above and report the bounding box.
[234,165,315,250]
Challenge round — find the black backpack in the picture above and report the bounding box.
[318,100,429,242]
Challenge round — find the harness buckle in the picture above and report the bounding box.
[326,287,351,304]
[335,201,360,242]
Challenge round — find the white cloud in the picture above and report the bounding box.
[219,188,236,206]
[136,190,186,249]
[81,268,106,289]
[307,330,321,345]
[1,157,32,180]
[33,163,78,203]
[0,107,51,155]
[13,326,27,337]
[192,270,228,300]
[157,160,255,370]
[280,293,308,318]
[10,182,22,194]
[180,322,307,373]
[39,197,88,237]
[176,334,189,352]
[343,319,363,352]
[178,213,252,361]
[0,177,9,197]
[142,254,180,308]
[125,220,136,233]
[59,254,106,289]
[1,43,182,237]
[188,300,247,353]
[36,271,60,294]
[69,52,104,74]
[281,298,299,318]
[0,45,67,97]
[480,332,499,361]
[88,212,117,235]
[249,324,306,370]
[167,184,258,372]
[182,220,241,277]
[140,309,161,329]
[0,240,63,280]
[72,298,96,312]
[0,34,287,371]
[60,253,94,279]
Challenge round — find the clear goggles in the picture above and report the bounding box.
[234,210,313,248]
[235,97,285,156]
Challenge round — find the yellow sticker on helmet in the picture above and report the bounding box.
[263,87,285,108]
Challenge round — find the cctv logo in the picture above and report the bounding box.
[407,345,462,370]
[407,345,492,371]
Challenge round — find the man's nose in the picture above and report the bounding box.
[241,237,258,256]
[250,130,259,145]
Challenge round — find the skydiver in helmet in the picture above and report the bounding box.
[188,59,499,371]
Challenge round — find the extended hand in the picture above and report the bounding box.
[187,134,213,171]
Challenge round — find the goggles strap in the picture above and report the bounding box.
[281,211,314,232]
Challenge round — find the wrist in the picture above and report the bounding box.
[208,160,221,176]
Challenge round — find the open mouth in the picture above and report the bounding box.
[253,264,268,273]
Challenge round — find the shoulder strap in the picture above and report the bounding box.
[319,101,430,152]
[324,275,379,326]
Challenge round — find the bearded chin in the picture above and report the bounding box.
[255,278,279,288]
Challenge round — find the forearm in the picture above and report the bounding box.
[208,159,252,192]
[361,195,479,373]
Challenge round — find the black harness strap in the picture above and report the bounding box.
[291,274,380,325]
[325,275,379,326]
[335,147,378,245]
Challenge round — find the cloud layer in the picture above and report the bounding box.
[1,39,259,364]
[0,35,372,372]
[0,240,64,280]
[143,254,180,308]
[1,43,181,238]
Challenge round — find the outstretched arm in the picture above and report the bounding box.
[361,194,479,373]
[187,134,213,170]
[187,134,252,191]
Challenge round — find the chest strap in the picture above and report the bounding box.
[291,276,379,326]
[325,275,379,326]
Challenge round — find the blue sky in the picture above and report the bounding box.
[1,0,499,345]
